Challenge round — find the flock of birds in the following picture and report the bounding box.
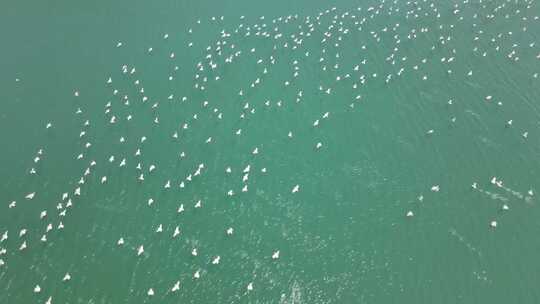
[2,0,540,302]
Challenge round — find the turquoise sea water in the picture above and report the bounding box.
[1,0,540,303]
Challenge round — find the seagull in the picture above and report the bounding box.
[173,226,181,238]
[25,192,36,200]
[34,285,41,293]
[193,270,200,279]
[62,273,71,282]
[226,227,234,235]
[171,281,180,292]
[137,245,144,256]
[117,238,124,246]
[292,184,300,193]
[212,256,221,264]
[490,221,497,228]
[247,282,253,291]
[147,288,154,296]
[272,251,280,259]
[406,211,414,217]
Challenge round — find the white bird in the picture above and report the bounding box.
[25,192,36,200]
[171,281,180,292]
[192,248,198,256]
[1,231,8,242]
[33,285,41,293]
[117,238,124,246]
[292,184,300,193]
[177,204,185,213]
[147,288,154,296]
[156,224,163,233]
[193,270,200,279]
[195,200,202,208]
[226,227,234,235]
[247,282,253,291]
[431,185,440,192]
[490,221,497,228]
[212,256,221,264]
[62,273,71,282]
[502,204,509,211]
[137,245,144,256]
[272,250,280,259]
[173,226,181,238]
[406,211,414,217]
